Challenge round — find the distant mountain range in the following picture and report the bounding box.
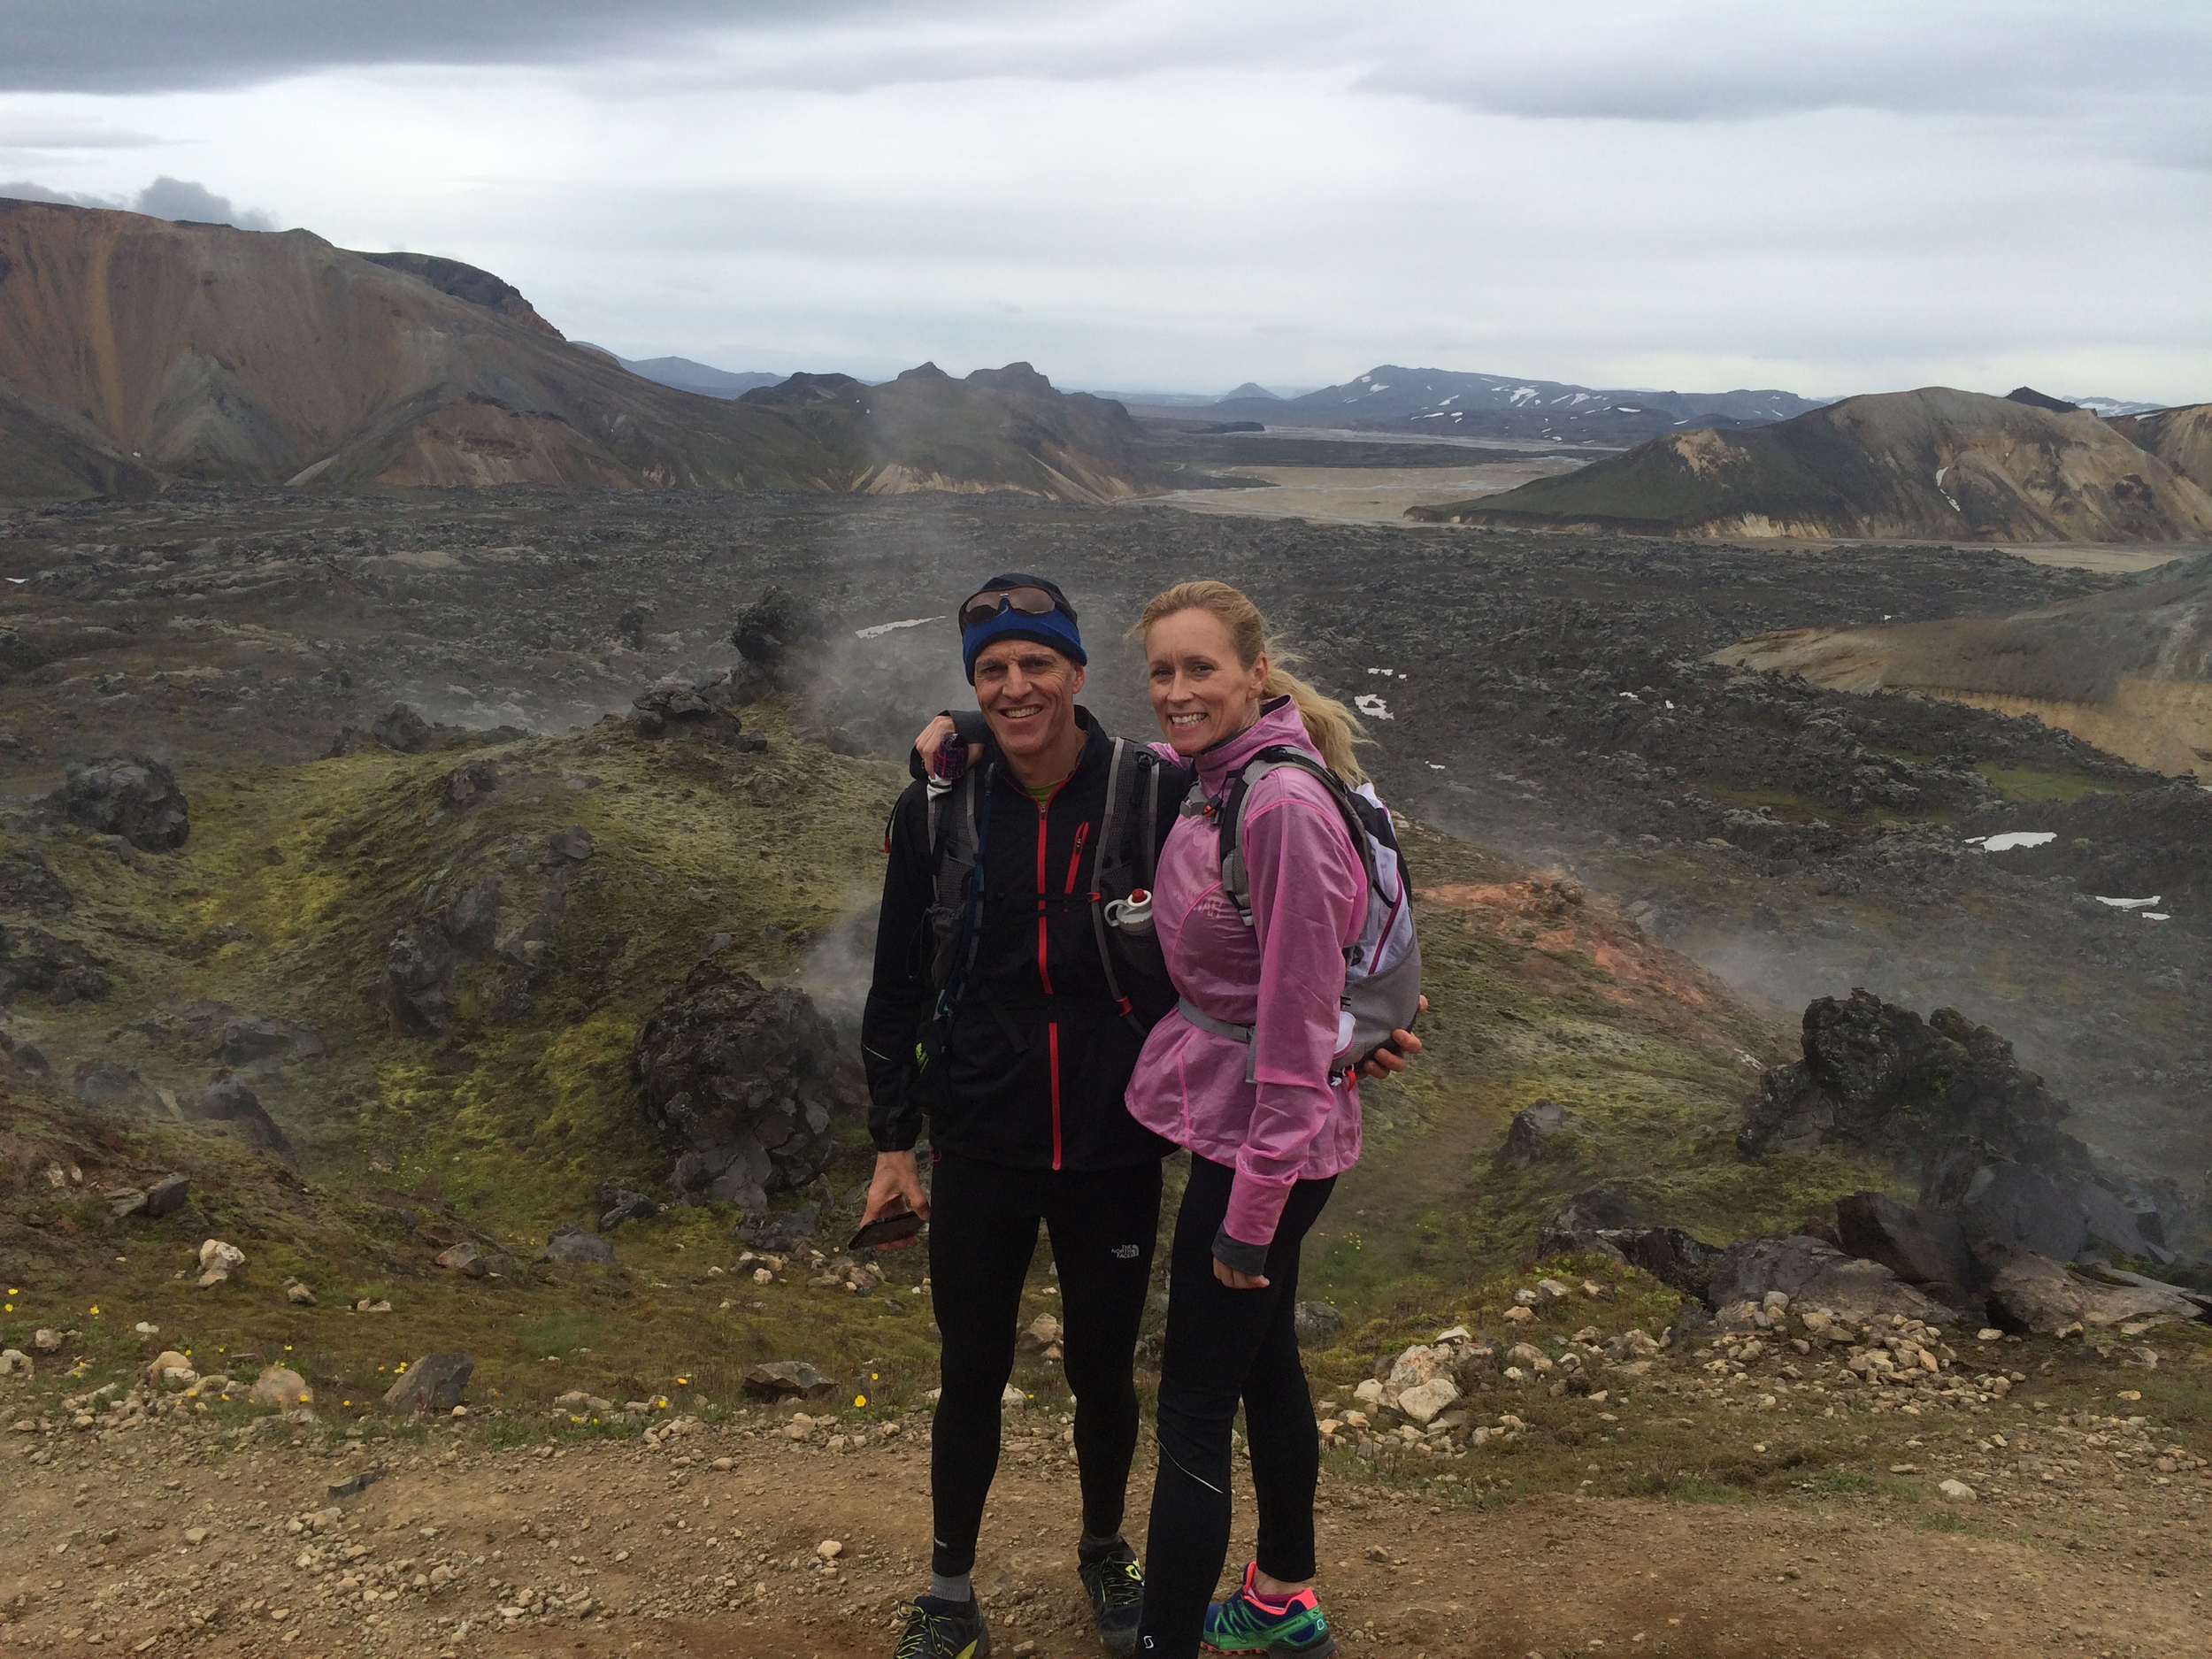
[574,346,783,400]
[0,198,1164,503]
[1409,387,2212,542]
[1118,366,1833,445]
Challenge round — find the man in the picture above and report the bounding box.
[862,573,1179,1659]
[860,575,1419,1659]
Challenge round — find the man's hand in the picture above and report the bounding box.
[912,715,981,781]
[863,1150,930,1248]
[1213,1259,1269,1289]
[1356,995,1430,1079]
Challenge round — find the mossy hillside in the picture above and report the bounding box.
[3,699,904,1237]
[0,1062,959,1422]
[1299,825,1890,1319]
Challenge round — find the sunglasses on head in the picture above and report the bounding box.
[959,586,1076,629]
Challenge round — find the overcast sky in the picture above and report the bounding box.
[3,1,2207,401]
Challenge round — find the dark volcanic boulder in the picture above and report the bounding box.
[188,1075,294,1158]
[1738,990,2087,1171]
[0,925,108,1006]
[542,1225,617,1265]
[729,586,827,700]
[630,961,851,1210]
[370,703,434,753]
[1494,1099,1571,1169]
[381,925,457,1035]
[53,756,188,850]
[1835,1191,1983,1311]
[383,1352,473,1413]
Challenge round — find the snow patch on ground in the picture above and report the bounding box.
[2095,895,2162,910]
[1968,831,2056,852]
[855,615,943,639]
[1353,693,1394,720]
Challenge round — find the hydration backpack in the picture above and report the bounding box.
[1192,747,1422,1079]
[921,736,1171,1040]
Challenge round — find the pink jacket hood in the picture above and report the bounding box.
[1125,698,1365,1249]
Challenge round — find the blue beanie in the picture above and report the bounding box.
[960,572,1086,683]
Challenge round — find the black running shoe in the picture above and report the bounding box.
[1078,1539,1145,1656]
[893,1594,991,1659]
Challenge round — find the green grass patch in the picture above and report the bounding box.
[1974,760,2127,804]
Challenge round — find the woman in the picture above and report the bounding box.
[1124,580,1378,1659]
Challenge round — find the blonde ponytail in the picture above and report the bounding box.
[1133,580,1370,784]
[1263,665,1368,784]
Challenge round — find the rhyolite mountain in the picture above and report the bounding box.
[0,197,1159,503]
[1410,388,2212,542]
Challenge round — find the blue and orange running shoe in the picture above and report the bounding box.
[1201,1563,1337,1657]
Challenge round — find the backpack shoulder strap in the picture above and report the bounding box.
[1217,747,1380,924]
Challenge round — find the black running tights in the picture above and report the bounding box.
[1136,1154,1335,1659]
[926,1151,1163,1578]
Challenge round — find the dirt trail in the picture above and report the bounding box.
[4,1409,2207,1659]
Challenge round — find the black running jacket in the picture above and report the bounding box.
[863,710,1193,1171]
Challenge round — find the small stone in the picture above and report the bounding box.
[1398,1378,1462,1425]
[1017,1314,1062,1352]
[198,1239,245,1275]
[183,1526,208,1545]
[1001,1385,1026,1409]
[285,1281,316,1305]
[1977,1327,2004,1342]
[134,1320,159,1337]
[32,1328,63,1353]
[0,1348,33,1377]
[1502,1305,1535,1325]
[435,1242,488,1279]
[818,1539,842,1560]
[144,1350,195,1386]
[250,1367,311,1409]
[1939,1479,1977,1502]
[741,1361,834,1402]
[384,1353,473,1414]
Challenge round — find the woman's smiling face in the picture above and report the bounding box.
[1146,606,1268,757]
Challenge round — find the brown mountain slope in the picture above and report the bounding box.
[0,199,1158,503]
[1716,552,2212,777]
[2109,403,2212,495]
[1409,387,2212,542]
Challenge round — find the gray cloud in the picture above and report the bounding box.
[0,175,275,230]
[132,176,275,231]
[1362,1,2212,127]
[0,180,117,206]
[0,0,929,93]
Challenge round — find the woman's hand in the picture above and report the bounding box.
[1213,1258,1270,1290]
[1356,995,1430,1079]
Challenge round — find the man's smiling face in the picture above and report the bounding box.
[972,638,1084,773]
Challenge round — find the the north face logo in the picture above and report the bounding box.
[1110,1244,1141,1259]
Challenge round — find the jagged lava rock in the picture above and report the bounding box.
[1740,990,2087,1170]
[630,961,850,1210]
[53,756,189,850]
[729,585,827,700]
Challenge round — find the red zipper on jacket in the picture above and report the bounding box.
[1031,782,1075,1169]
